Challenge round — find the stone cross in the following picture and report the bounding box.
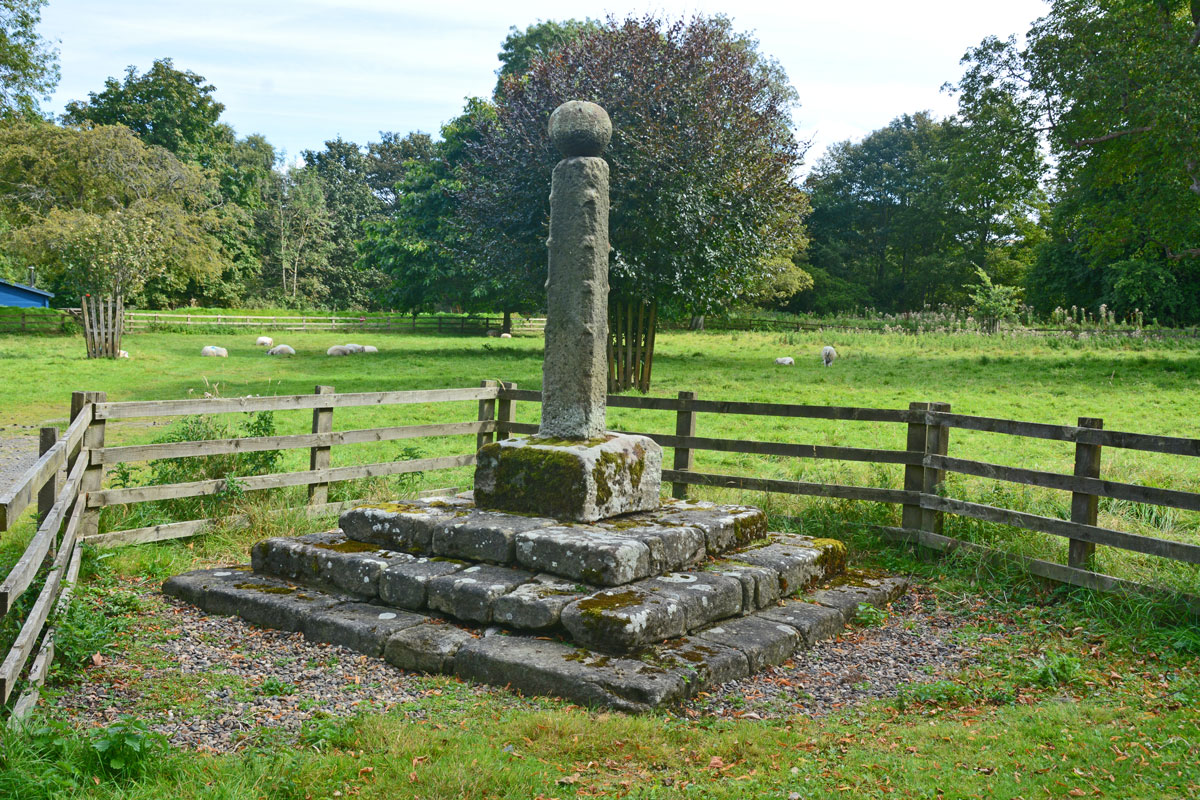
[539,101,612,440]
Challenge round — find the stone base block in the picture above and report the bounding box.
[474,433,662,522]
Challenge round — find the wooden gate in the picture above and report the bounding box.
[81,295,124,359]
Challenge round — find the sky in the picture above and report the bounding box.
[40,0,1049,167]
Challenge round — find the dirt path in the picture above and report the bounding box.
[0,432,38,496]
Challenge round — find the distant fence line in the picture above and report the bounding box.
[122,311,546,335]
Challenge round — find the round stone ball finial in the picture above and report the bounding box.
[549,101,612,157]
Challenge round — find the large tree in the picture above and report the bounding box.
[459,15,808,391]
[0,0,58,118]
[0,122,228,302]
[955,0,1200,323]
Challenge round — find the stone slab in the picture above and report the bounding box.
[808,575,909,617]
[383,621,477,673]
[593,518,706,573]
[474,434,662,522]
[303,603,428,657]
[646,637,750,698]
[454,635,687,713]
[378,559,466,610]
[654,501,768,552]
[561,585,687,652]
[514,526,652,586]
[757,600,845,647]
[251,531,413,599]
[164,568,344,633]
[426,564,535,623]
[339,498,473,555]
[491,573,590,630]
[433,509,556,564]
[732,535,844,596]
[696,615,801,672]
[708,561,782,612]
[638,572,744,630]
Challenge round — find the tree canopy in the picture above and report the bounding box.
[0,0,58,118]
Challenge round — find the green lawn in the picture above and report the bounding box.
[2,328,1199,798]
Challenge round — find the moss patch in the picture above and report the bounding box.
[476,445,587,519]
[234,583,295,595]
[312,539,388,555]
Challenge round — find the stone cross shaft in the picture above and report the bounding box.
[540,101,613,441]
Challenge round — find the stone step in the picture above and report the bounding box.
[162,567,907,711]
[248,529,846,644]
[338,497,767,586]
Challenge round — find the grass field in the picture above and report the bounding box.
[2,327,1199,798]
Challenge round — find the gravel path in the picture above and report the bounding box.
[0,432,38,494]
[683,586,981,719]
[52,584,981,752]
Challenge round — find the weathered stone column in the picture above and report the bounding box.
[541,101,612,440]
[474,101,662,522]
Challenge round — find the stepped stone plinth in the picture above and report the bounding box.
[161,101,910,710]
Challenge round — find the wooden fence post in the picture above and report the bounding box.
[308,385,334,504]
[496,381,517,441]
[1068,417,1103,569]
[37,427,59,526]
[477,380,498,452]
[78,391,107,539]
[902,402,929,531]
[922,402,951,535]
[672,391,697,500]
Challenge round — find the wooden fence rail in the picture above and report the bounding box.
[3,381,1199,721]
[123,311,547,334]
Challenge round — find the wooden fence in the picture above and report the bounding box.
[123,312,546,335]
[2,383,1198,721]
[0,311,76,335]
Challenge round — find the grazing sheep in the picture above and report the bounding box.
[200,345,228,357]
[343,343,365,353]
[361,345,378,354]
[267,344,295,356]
[499,332,512,339]
[774,356,794,366]
[256,336,274,347]
[485,329,500,338]
[821,345,838,367]
[118,349,130,358]
[327,345,350,356]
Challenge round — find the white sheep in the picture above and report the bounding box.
[774,356,794,366]
[200,345,228,358]
[256,336,274,347]
[499,332,512,339]
[821,345,838,367]
[117,349,130,358]
[343,343,365,353]
[327,345,350,356]
[267,344,295,356]
[361,345,378,354]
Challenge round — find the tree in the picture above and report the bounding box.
[63,58,231,166]
[955,0,1200,323]
[366,130,434,210]
[257,165,333,304]
[0,122,229,303]
[0,0,58,117]
[496,19,599,85]
[459,15,808,390]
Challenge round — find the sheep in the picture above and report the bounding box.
[327,345,350,356]
[821,345,838,367]
[267,344,295,356]
[256,336,274,347]
[485,329,501,338]
[774,356,794,366]
[499,332,512,339]
[343,343,365,353]
[200,345,228,357]
[361,345,378,354]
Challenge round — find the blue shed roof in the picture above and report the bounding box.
[0,279,54,299]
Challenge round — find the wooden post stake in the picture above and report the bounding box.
[308,385,334,504]
[77,391,107,539]
[921,402,951,535]
[1068,417,1103,569]
[672,391,698,500]
[496,382,517,441]
[901,402,929,532]
[477,380,498,452]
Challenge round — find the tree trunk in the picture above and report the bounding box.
[688,315,705,331]
[502,310,512,334]
[608,299,657,393]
